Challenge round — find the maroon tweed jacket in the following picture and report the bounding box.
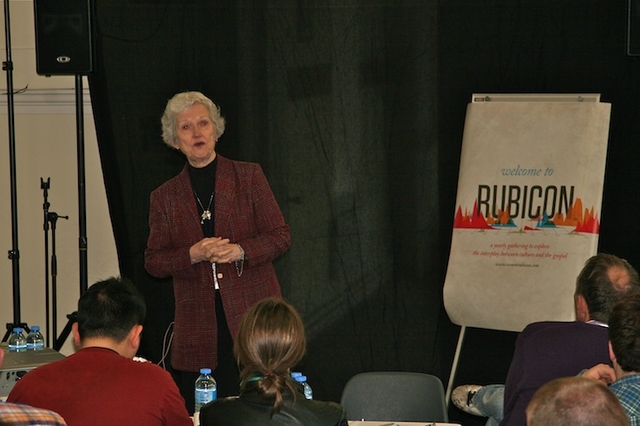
[145,155,291,372]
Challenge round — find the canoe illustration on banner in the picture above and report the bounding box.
[453,193,600,234]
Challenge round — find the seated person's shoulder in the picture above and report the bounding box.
[200,396,347,426]
[521,321,595,337]
[294,398,348,425]
[199,396,241,420]
[127,357,177,382]
[517,321,609,360]
[131,356,166,370]
[306,398,346,414]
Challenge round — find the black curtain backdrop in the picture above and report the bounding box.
[86,0,640,424]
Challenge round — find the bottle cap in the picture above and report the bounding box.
[13,327,23,333]
[32,326,40,331]
[200,368,212,375]
[291,371,302,378]
[295,375,307,382]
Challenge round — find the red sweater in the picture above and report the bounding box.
[7,347,192,426]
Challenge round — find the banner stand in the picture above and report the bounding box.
[443,93,611,403]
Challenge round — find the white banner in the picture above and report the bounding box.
[443,94,611,332]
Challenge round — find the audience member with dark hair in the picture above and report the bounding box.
[199,297,347,426]
[453,253,640,426]
[526,376,629,426]
[583,293,640,424]
[7,277,192,426]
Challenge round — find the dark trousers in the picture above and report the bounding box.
[173,290,240,415]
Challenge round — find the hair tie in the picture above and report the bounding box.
[241,372,277,388]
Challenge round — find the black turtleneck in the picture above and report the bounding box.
[188,157,218,237]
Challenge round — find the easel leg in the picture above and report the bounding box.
[445,325,466,408]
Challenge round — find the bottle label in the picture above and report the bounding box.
[8,334,27,350]
[195,389,216,403]
[26,342,44,349]
[194,388,217,412]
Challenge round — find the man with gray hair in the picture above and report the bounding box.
[453,253,640,426]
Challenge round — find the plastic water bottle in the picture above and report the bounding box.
[26,326,45,350]
[7,327,27,351]
[194,368,217,413]
[295,374,313,400]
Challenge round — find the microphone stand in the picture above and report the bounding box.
[42,178,51,346]
[49,210,68,347]
[41,178,68,348]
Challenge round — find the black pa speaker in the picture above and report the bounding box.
[33,0,95,75]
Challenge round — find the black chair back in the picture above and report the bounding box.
[340,371,448,422]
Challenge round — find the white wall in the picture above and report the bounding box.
[0,0,119,355]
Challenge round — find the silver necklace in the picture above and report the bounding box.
[195,191,214,224]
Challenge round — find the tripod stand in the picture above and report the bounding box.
[2,0,92,344]
[52,75,89,352]
[2,0,27,342]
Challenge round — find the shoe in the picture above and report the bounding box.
[451,384,485,417]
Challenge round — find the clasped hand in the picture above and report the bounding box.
[190,237,240,264]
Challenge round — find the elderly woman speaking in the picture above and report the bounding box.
[145,91,291,414]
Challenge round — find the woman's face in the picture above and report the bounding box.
[173,103,217,168]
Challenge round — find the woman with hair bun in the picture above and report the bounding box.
[199,297,347,425]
